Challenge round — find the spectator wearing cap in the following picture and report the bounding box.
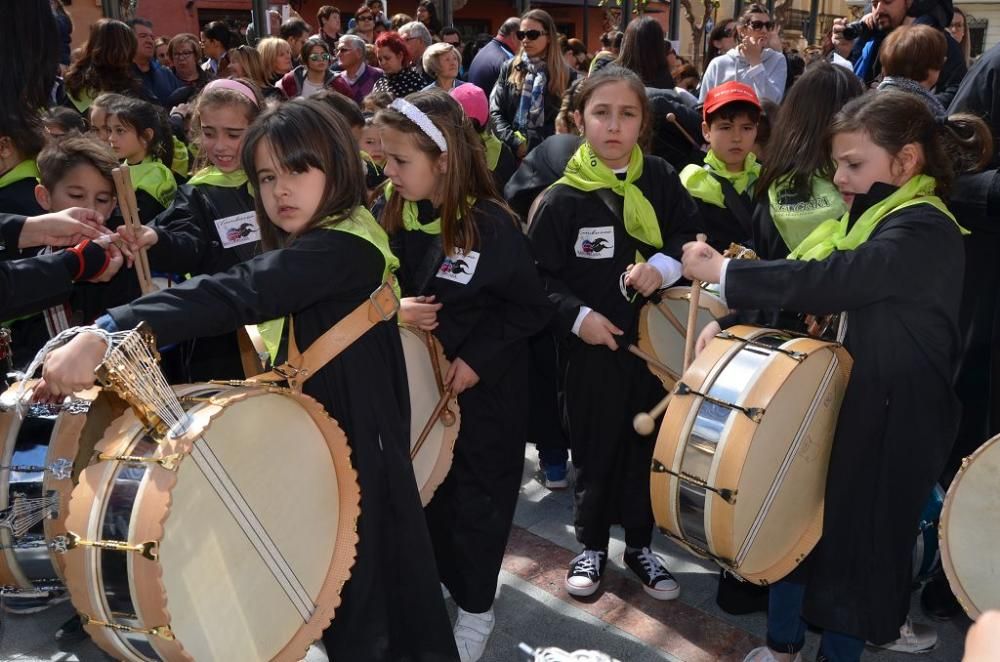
[127,17,182,106]
[451,82,517,191]
[332,34,384,104]
[398,21,434,85]
[372,31,426,99]
[468,17,520,95]
[201,21,233,74]
[422,43,463,91]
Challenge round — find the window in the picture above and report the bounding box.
[969,16,988,58]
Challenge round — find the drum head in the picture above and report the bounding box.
[400,327,459,507]
[638,287,729,389]
[941,434,1000,619]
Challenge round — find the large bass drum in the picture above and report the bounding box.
[940,434,1000,619]
[400,326,460,506]
[61,383,360,662]
[0,383,124,592]
[652,326,852,585]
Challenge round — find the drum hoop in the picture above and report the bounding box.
[64,385,361,662]
[940,433,1000,620]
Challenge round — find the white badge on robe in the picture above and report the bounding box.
[575,226,615,259]
[436,249,480,285]
[215,211,260,249]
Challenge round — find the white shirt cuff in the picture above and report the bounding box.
[647,253,683,289]
[572,306,593,337]
[718,258,732,307]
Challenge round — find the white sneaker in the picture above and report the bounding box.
[742,647,802,662]
[454,607,494,662]
[871,617,937,654]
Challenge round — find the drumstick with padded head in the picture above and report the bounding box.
[683,233,708,372]
[667,113,700,149]
[633,392,672,436]
[627,344,681,383]
[412,388,454,459]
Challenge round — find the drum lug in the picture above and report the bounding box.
[79,613,175,641]
[60,531,159,561]
[674,382,765,423]
[96,452,185,472]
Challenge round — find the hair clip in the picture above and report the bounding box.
[389,98,448,152]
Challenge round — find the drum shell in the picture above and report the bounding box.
[651,326,852,585]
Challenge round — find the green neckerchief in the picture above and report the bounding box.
[67,88,94,113]
[257,206,401,363]
[0,160,39,189]
[555,142,662,249]
[680,152,760,208]
[187,166,249,188]
[789,174,967,262]
[769,175,847,251]
[482,131,503,171]
[171,136,190,179]
[384,181,458,236]
[127,157,178,209]
[704,150,760,194]
[361,150,382,176]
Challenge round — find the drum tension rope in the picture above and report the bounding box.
[717,331,809,361]
[674,382,765,423]
[650,459,737,504]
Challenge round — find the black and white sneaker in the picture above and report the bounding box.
[624,547,680,600]
[565,549,607,597]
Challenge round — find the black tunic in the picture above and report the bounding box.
[723,194,964,643]
[107,228,459,662]
[0,178,44,218]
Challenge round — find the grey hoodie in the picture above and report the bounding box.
[699,47,788,104]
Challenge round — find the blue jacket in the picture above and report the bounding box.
[133,60,183,107]
[467,38,514,96]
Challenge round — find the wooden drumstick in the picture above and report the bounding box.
[112,166,155,295]
[633,392,672,436]
[666,113,700,149]
[627,344,681,382]
[423,332,457,427]
[412,388,453,459]
[684,233,708,372]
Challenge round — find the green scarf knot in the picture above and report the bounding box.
[187,166,249,188]
[789,174,967,262]
[703,150,760,194]
[555,143,662,249]
[128,158,178,210]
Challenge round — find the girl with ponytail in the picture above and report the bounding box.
[682,90,991,662]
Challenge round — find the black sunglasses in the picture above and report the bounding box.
[516,29,547,41]
[747,20,774,31]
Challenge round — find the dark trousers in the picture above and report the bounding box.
[529,331,569,466]
[424,352,529,613]
[768,580,865,662]
[562,340,661,551]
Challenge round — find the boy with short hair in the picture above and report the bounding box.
[681,81,762,252]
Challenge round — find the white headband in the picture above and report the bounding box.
[389,98,448,152]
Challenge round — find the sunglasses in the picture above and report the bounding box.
[517,29,547,41]
[357,14,373,21]
[747,20,774,31]
[309,52,332,61]
[174,50,196,58]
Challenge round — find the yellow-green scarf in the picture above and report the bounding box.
[187,166,249,188]
[127,158,178,210]
[257,206,400,362]
[361,150,382,175]
[482,131,503,171]
[384,181,469,236]
[704,150,760,194]
[789,175,967,261]
[67,88,94,114]
[555,143,662,249]
[681,152,760,208]
[769,175,847,252]
[171,136,190,179]
[0,160,39,188]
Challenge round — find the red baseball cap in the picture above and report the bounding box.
[702,81,762,120]
[450,83,489,128]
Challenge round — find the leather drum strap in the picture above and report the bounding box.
[249,280,399,392]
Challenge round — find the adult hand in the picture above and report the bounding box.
[682,240,725,284]
[39,332,108,396]
[18,208,109,248]
[624,262,663,297]
[399,295,442,331]
[963,611,1000,661]
[831,17,856,57]
[578,310,623,350]
[445,357,479,395]
[740,33,766,66]
[696,321,722,356]
[86,236,125,282]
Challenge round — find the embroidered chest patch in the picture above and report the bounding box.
[436,249,481,285]
[214,211,260,248]
[575,226,615,259]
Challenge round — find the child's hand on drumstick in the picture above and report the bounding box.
[624,262,663,297]
[682,240,725,284]
[37,333,108,397]
[696,321,721,357]
[579,310,624,350]
[445,357,479,394]
[116,223,158,255]
[399,295,442,331]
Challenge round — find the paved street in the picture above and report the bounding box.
[0,446,970,661]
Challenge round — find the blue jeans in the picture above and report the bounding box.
[767,580,865,662]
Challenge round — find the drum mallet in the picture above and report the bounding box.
[683,233,708,372]
[633,392,672,436]
[412,388,454,460]
[666,113,700,150]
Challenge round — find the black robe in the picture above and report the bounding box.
[106,228,459,662]
[723,191,964,643]
[0,178,44,218]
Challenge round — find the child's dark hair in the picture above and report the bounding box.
[43,107,89,136]
[831,91,992,196]
[573,66,652,151]
[705,101,761,127]
[0,111,46,160]
[107,96,174,168]
[755,62,864,200]
[754,99,778,155]
[312,90,365,130]
[241,99,366,250]
[37,134,118,190]
[375,90,514,254]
